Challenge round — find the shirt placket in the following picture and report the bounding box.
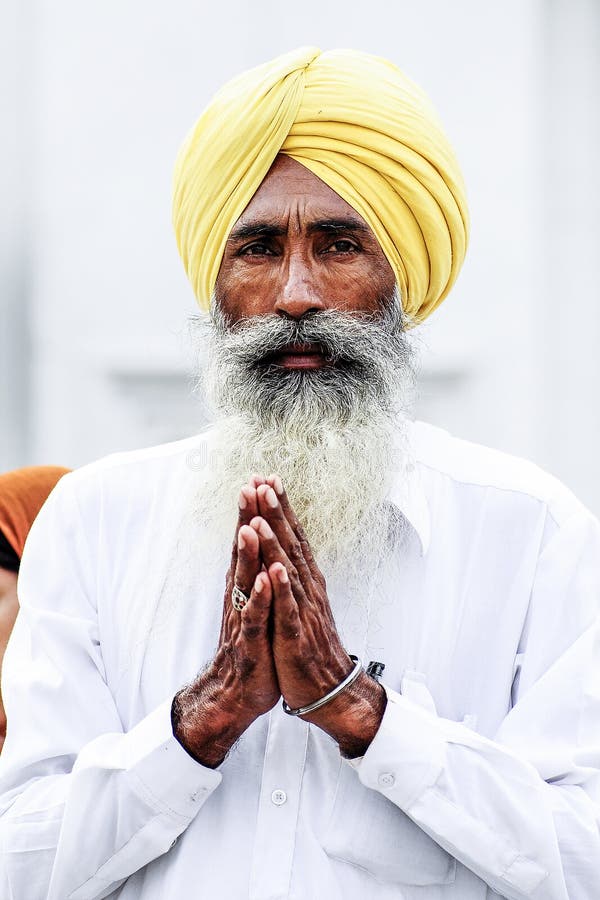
[249,706,309,900]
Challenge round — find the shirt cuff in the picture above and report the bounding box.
[75,698,222,823]
[350,684,446,811]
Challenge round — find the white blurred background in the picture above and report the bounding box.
[1,1,599,512]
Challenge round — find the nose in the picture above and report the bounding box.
[274,251,325,319]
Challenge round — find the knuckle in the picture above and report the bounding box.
[294,520,306,538]
[242,621,262,640]
[280,623,299,640]
[233,563,246,583]
[244,626,261,641]
[279,614,301,641]
[289,541,303,563]
[233,568,252,594]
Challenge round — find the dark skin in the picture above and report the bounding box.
[173,156,395,767]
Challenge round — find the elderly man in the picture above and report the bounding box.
[1,47,599,900]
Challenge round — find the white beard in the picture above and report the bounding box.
[189,290,417,600]
[193,414,410,589]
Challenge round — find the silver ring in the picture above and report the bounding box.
[232,585,250,612]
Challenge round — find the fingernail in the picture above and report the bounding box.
[255,575,263,593]
[273,475,283,495]
[238,492,247,509]
[266,487,278,509]
[238,531,246,550]
[278,566,288,584]
[259,520,273,538]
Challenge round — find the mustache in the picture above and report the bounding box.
[195,291,416,430]
[210,305,405,370]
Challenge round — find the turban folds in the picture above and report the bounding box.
[173,47,469,325]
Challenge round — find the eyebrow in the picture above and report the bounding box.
[228,217,371,241]
[228,222,286,240]
[308,218,371,236]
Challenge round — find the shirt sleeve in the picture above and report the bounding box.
[353,506,600,900]
[0,473,222,900]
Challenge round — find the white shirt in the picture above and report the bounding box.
[0,420,599,900]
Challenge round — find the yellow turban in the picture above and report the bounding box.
[173,47,469,325]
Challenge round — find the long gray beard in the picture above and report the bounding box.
[191,290,417,591]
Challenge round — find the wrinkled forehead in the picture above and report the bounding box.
[231,154,375,238]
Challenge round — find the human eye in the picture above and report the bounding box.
[238,242,275,256]
[322,238,360,254]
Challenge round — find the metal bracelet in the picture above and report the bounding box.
[282,656,363,717]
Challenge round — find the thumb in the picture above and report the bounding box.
[240,571,273,640]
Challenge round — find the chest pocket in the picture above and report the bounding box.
[321,671,456,887]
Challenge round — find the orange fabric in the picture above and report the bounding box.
[0,466,71,560]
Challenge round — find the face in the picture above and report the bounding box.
[0,567,18,753]
[215,155,396,369]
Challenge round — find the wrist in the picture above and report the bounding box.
[305,671,387,758]
[171,670,255,769]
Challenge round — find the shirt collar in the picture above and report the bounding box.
[386,420,431,556]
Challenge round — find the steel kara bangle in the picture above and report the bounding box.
[282,656,363,717]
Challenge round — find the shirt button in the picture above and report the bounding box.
[378,772,396,788]
[271,789,287,806]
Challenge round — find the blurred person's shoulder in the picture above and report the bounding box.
[410,419,593,529]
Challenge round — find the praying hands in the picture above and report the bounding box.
[172,474,387,769]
